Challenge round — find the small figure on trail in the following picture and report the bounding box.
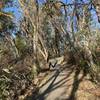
[49,59,57,69]
[47,54,64,70]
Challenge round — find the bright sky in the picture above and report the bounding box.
[4,0,22,23]
[4,0,100,29]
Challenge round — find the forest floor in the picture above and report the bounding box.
[35,64,100,100]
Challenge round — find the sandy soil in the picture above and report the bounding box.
[36,64,100,100]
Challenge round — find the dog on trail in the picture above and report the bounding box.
[47,56,64,69]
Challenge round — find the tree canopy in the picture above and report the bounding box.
[0,0,100,99]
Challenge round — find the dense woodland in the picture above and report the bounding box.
[0,0,100,100]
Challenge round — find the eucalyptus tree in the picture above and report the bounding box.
[17,0,100,82]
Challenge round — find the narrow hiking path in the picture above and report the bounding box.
[36,64,100,100]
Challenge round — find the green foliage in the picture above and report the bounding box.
[15,35,27,56]
[0,0,100,99]
[0,75,11,99]
[0,0,14,33]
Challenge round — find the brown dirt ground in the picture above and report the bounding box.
[36,64,100,100]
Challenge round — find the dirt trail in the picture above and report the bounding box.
[36,65,100,100]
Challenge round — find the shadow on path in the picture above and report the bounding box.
[35,64,74,100]
[67,69,87,100]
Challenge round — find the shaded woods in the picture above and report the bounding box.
[0,0,100,100]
